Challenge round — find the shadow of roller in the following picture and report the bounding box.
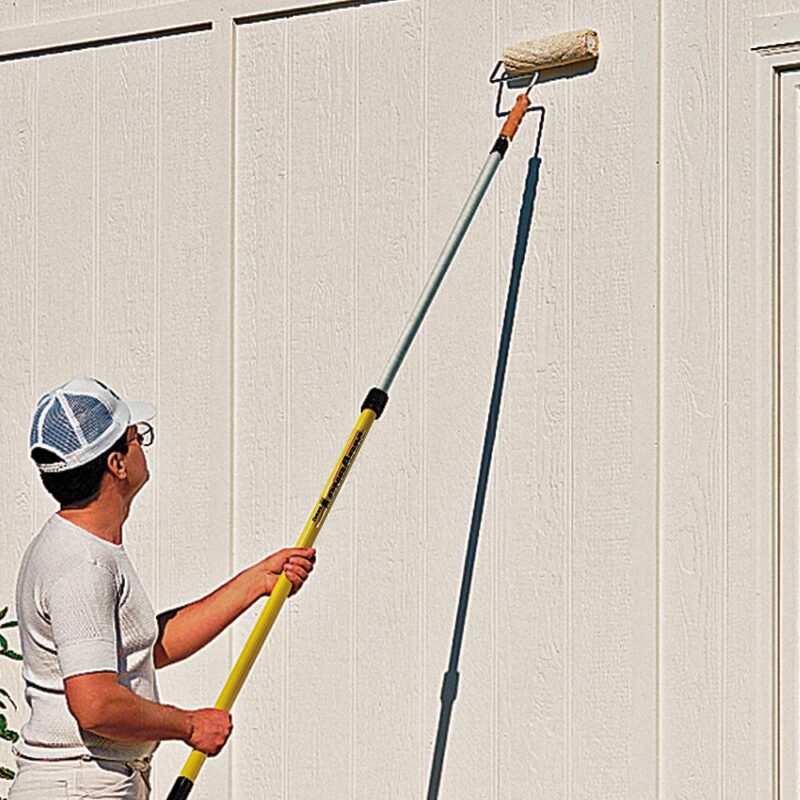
[426,107,545,800]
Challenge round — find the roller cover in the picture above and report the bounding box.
[503,28,599,75]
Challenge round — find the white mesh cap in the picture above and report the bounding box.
[29,375,156,473]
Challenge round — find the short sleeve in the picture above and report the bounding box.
[47,560,120,679]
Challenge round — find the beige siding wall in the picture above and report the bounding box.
[0,0,187,28]
[0,0,785,797]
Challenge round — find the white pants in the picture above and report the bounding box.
[8,751,151,799]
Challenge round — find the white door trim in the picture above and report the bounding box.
[778,67,800,800]
[753,16,800,799]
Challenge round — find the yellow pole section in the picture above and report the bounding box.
[177,408,377,784]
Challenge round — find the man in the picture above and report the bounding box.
[10,375,316,799]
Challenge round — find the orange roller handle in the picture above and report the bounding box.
[499,93,531,141]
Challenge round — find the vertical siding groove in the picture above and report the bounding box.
[226,18,238,797]
[773,63,779,799]
[282,19,291,799]
[420,1,429,793]
[656,0,664,793]
[490,3,498,799]
[92,47,98,372]
[153,35,161,631]
[350,11,358,799]
[32,57,39,529]
[566,0,574,796]
[421,0,429,792]
[720,0,729,796]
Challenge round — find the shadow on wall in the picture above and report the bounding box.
[426,107,545,800]
[530,57,598,85]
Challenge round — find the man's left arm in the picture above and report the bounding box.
[154,547,315,669]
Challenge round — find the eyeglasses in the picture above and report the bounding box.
[131,422,154,448]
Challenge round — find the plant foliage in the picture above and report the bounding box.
[0,606,21,793]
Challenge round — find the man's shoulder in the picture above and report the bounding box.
[21,515,122,583]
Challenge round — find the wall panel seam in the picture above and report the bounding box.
[656,0,663,795]
[0,23,213,63]
[92,48,98,374]
[153,32,161,662]
[420,0,429,795]
[566,1,574,799]
[234,0,403,25]
[350,10,359,798]
[283,19,291,798]
[0,0,404,59]
[32,57,39,536]
[774,64,780,799]
[720,1,729,796]
[490,2,498,799]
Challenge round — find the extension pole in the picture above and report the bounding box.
[165,92,531,800]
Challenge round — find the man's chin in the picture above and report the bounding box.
[131,473,150,498]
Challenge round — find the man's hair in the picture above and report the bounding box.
[31,430,130,508]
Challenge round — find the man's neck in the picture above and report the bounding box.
[58,497,129,546]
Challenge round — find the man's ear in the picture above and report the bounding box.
[107,450,127,480]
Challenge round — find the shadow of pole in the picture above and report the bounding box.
[426,108,545,800]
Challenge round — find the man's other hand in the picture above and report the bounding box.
[249,547,317,597]
[186,708,233,756]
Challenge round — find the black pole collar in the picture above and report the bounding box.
[361,387,389,419]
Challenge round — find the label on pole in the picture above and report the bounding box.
[309,423,368,530]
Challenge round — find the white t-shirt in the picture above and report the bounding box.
[14,513,160,761]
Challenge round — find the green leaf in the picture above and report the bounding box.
[0,608,7,623]
[0,690,16,712]
[0,731,18,743]
[0,765,15,780]
[0,652,21,662]
[0,638,7,654]
[0,623,18,630]
[0,715,6,733]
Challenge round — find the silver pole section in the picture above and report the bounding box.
[377,150,504,392]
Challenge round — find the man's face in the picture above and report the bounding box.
[123,424,150,498]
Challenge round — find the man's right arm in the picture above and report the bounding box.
[64,672,232,755]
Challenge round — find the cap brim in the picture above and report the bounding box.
[128,400,156,424]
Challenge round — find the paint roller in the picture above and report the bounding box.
[503,28,599,75]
